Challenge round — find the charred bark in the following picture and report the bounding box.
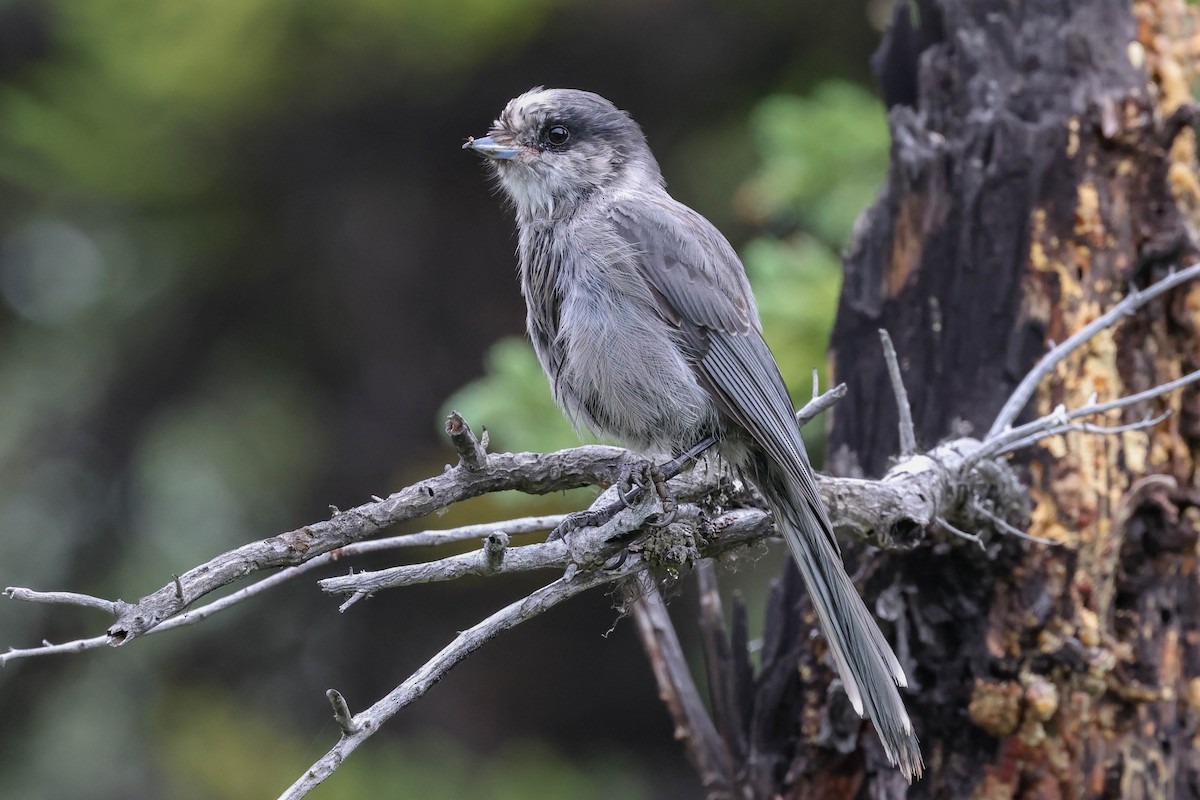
[699,1,1200,797]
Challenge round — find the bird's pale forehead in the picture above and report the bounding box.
[495,90,555,132]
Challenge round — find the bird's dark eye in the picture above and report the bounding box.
[545,124,570,146]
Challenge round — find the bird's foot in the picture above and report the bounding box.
[548,437,720,543]
[547,508,610,542]
[616,453,676,526]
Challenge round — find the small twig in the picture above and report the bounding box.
[1061,371,1199,417]
[482,532,509,569]
[796,381,848,429]
[2,588,124,615]
[445,411,488,471]
[2,635,110,666]
[971,503,1060,547]
[880,329,917,455]
[977,372,1196,461]
[338,592,368,614]
[321,540,571,596]
[988,410,1172,458]
[936,516,986,550]
[326,689,358,735]
[988,261,1200,438]
[278,557,644,800]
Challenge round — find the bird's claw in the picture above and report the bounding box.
[603,549,631,571]
[617,455,676,521]
[549,451,689,543]
[547,509,605,542]
[617,470,644,509]
[647,506,677,528]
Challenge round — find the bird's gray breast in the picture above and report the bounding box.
[519,223,564,375]
[518,215,717,452]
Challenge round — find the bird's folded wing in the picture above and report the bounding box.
[607,197,839,550]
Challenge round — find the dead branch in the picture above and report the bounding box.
[2,260,1196,799]
[278,555,644,800]
[626,569,734,798]
[987,260,1200,439]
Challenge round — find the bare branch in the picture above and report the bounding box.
[627,569,732,797]
[987,410,1173,459]
[319,485,653,597]
[326,689,358,735]
[971,502,1060,547]
[879,329,917,455]
[976,371,1196,462]
[1,514,567,666]
[278,557,643,800]
[936,516,986,550]
[105,445,631,645]
[1067,370,1200,417]
[2,635,110,666]
[987,261,1200,438]
[796,380,848,429]
[445,411,487,470]
[321,539,572,594]
[3,588,125,615]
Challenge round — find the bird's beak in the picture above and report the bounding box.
[463,135,520,161]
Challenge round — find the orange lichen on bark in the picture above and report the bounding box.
[995,13,1200,778]
[886,192,937,298]
[1133,0,1200,115]
[970,679,1024,737]
[1134,0,1200,225]
[1074,183,1107,248]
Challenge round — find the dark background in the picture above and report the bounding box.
[0,1,893,796]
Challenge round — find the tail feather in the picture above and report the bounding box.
[760,460,925,782]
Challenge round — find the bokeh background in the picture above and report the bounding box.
[0,1,893,797]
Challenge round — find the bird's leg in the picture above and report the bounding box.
[659,433,721,479]
[547,434,720,541]
[643,434,719,527]
[548,453,658,543]
[620,433,721,507]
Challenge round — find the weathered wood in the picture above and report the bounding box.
[707,0,1200,796]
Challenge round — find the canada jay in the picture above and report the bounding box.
[464,87,922,780]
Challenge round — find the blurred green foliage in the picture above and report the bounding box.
[0,0,890,795]
[0,0,562,197]
[740,82,891,245]
[158,688,647,800]
[443,81,888,456]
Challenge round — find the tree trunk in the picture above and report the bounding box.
[737,0,1200,797]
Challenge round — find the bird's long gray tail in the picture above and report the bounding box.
[750,451,924,781]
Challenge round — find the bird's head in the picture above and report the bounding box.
[464,87,662,219]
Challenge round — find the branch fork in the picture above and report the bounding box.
[3,262,1197,798]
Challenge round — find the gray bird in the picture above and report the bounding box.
[464,87,923,781]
